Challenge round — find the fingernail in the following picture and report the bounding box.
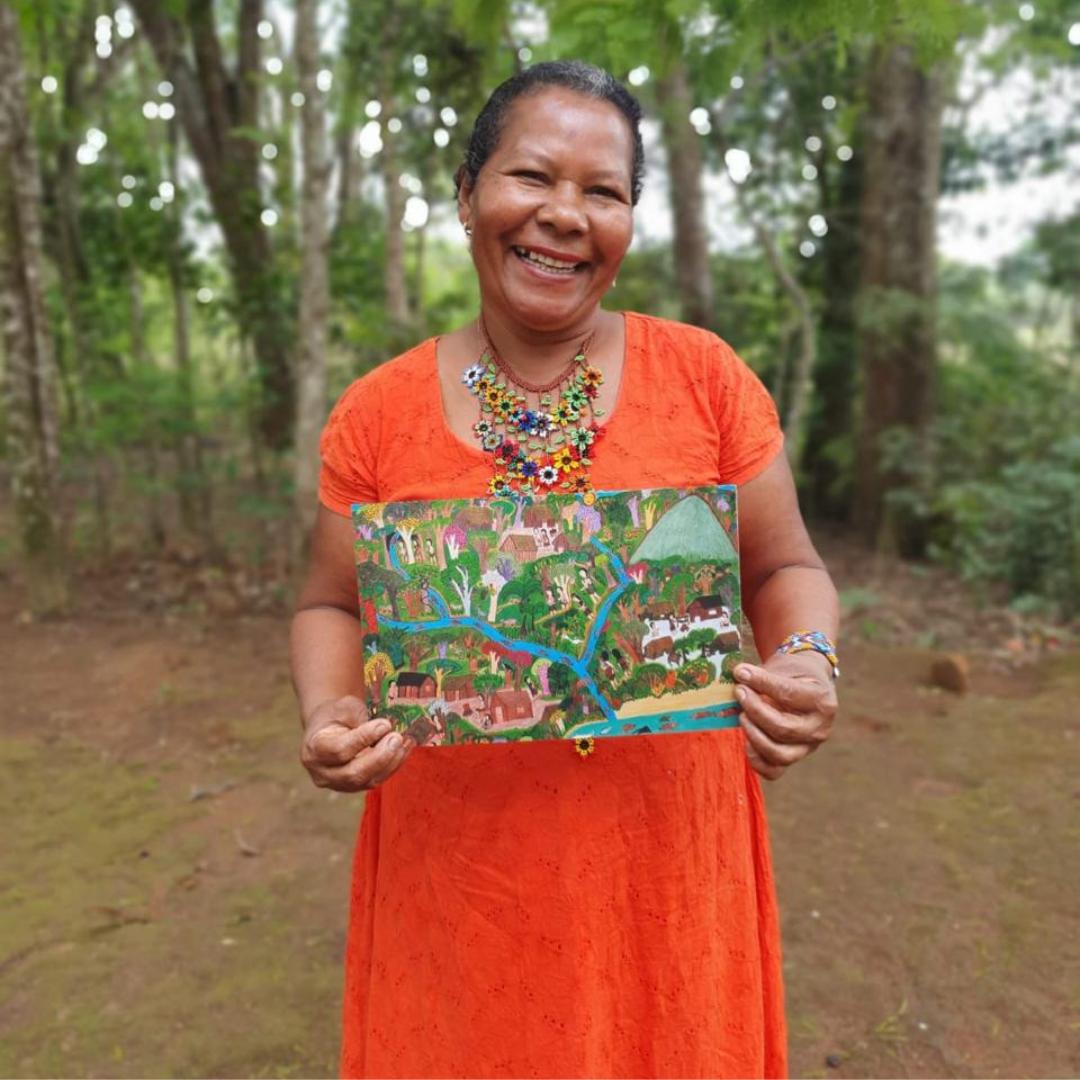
[735,665,751,681]
[734,687,747,703]
[385,733,403,750]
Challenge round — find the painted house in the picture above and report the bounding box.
[453,507,493,533]
[499,533,538,560]
[688,595,730,621]
[713,628,741,653]
[442,675,476,702]
[644,635,675,660]
[395,672,436,699]
[523,506,557,530]
[488,690,534,725]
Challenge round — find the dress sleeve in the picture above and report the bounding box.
[318,375,381,515]
[710,335,785,486]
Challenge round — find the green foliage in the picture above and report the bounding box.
[678,657,714,688]
[933,438,1080,617]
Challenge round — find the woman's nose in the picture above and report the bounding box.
[536,182,587,233]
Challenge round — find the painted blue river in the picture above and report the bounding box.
[377,530,736,735]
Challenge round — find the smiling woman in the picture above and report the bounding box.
[291,60,839,1080]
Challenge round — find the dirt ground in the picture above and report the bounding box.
[1,538,1077,1079]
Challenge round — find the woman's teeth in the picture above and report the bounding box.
[513,247,582,273]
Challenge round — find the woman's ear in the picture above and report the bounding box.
[455,165,473,231]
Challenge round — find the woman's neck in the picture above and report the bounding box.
[478,307,611,382]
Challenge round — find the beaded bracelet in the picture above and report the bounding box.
[775,630,840,679]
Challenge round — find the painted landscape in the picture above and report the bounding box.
[351,487,744,746]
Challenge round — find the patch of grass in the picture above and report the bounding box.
[0,737,341,1078]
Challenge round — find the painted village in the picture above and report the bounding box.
[352,487,744,746]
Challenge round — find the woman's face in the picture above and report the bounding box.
[458,87,635,336]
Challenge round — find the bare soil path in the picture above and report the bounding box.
[1,542,1076,1078]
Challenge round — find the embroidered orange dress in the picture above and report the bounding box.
[319,313,788,1079]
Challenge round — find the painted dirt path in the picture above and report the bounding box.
[1,539,1077,1077]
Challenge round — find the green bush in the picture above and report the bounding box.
[932,436,1080,616]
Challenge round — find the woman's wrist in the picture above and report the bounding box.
[773,629,840,679]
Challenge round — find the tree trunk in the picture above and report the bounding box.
[127,270,167,549]
[293,0,331,556]
[131,0,296,449]
[381,112,411,337]
[0,5,68,612]
[747,216,816,471]
[803,123,863,521]
[655,61,714,329]
[853,43,946,556]
[166,120,214,549]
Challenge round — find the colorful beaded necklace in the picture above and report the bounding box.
[462,319,606,504]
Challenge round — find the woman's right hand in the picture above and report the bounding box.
[300,696,415,792]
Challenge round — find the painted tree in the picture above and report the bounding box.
[396,518,421,563]
[480,567,509,621]
[0,4,67,612]
[450,563,474,615]
[445,524,467,561]
[551,569,575,607]
[364,651,394,703]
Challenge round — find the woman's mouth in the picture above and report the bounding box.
[511,246,587,275]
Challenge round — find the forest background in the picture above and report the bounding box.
[2,0,1077,616]
[1,1,1079,1077]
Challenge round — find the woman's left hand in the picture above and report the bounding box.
[733,653,838,780]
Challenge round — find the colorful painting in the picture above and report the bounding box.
[351,487,744,747]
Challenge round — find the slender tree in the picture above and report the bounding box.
[655,58,714,329]
[0,3,67,610]
[293,0,331,553]
[130,0,296,448]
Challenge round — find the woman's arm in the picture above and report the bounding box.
[290,506,414,792]
[735,453,839,779]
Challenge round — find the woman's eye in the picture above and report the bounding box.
[516,170,546,183]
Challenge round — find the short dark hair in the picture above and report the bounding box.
[455,60,645,205]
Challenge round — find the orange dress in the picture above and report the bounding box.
[319,313,788,1079]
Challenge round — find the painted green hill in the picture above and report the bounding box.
[630,496,737,563]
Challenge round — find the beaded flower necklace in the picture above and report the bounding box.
[462,319,606,504]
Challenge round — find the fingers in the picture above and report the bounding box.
[316,730,416,792]
[734,664,838,780]
[742,734,788,782]
[305,716,392,767]
[738,701,813,780]
[734,663,827,713]
[735,684,831,746]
